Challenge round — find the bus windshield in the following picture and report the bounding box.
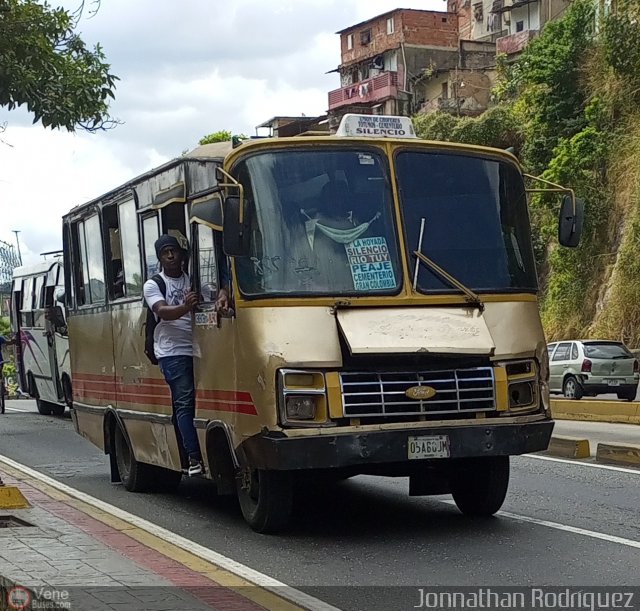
[396,151,538,293]
[234,149,402,297]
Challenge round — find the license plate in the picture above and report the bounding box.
[606,379,621,386]
[408,435,450,459]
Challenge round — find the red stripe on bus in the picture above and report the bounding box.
[196,389,254,402]
[195,401,258,415]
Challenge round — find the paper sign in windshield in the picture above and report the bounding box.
[345,236,396,290]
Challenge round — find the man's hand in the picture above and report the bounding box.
[215,288,229,313]
[185,291,199,311]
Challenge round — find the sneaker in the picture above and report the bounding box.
[188,458,204,477]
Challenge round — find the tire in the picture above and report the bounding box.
[62,376,73,408]
[29,375,53,415]
[114,423,156,492]
[236,467,293,533]
[562,376,583,400]
[449,456,510,517]
[50,403,66,416]
[617,388,636,402]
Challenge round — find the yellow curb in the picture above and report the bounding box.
[551,399,640,425]
[596,442,640,467]
[0,463,304,611]
[0,485,31,509]
[547,436,591,459]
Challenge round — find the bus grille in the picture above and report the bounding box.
[340,368,495,417]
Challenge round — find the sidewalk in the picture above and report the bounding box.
[0,463,306,611]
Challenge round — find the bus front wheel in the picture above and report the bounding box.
[29,374,52,416]
[449,456,510,517]
[236,467,293,533]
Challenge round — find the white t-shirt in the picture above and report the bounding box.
[143,272,193,359]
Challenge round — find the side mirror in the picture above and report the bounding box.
[48,305,66,330]
[558,195,584,248]
[223,195,251,257]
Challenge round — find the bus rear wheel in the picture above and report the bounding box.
[114,423,155,492]
[449,456,510,517]
[236,467,293,533]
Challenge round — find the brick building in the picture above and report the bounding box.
[448,0,571,58]
[327,9,460,128]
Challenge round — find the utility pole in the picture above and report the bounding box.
[11,230,22,265]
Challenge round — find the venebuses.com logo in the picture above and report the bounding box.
[7,586,31,610]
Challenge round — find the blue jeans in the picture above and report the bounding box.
[158,356,201,460]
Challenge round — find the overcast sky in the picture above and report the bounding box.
[0,0,443,264]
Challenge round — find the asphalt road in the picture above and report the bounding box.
[1,401,639,611]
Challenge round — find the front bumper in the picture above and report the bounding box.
[239,420,554,470]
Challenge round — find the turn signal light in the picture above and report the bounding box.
[581,359,592,373]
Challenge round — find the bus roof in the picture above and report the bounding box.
[12,259,61,280]
[63,141,234,221]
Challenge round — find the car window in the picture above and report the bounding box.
[582,342,632,359]
[552,342,571,361]
[571,343,579,360]
[547,344,556,357]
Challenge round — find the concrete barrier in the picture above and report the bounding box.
[550,399,640,425]
[547,435,591,459]
[596,442,640,467]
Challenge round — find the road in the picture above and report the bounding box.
[1,400,639,610]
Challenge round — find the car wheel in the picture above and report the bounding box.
[616,388,636,402]
[563,376,583,400]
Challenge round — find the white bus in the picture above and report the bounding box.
[11,259,71,415]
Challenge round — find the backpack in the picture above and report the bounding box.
[144,274,166,365]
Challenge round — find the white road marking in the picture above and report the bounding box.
[0,454,341,611]
[524,452,640,474]
[4,407,30,412]
[438,500,640,550]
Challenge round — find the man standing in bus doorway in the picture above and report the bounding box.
[143,234,228,477]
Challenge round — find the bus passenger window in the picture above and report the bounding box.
[196,225,220,303]
[72,216,105,306]
[142,214,160,279]
[118,200,142,297]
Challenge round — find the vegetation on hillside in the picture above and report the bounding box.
[413,0,640,345]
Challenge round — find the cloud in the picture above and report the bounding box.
[0,0,445,264]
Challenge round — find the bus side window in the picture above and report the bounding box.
[142,214,160,279]
[71,216,105,306]
[194,224,222,304]
[102,204,124,299]
[20,277,34,327]
[33,274,46,328]
[162,203,189,272]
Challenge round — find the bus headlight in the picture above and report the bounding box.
[509,381,534,408]
[285,395,317,420]
[278,369,329,427]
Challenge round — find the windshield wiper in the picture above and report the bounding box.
[413,250,485,311]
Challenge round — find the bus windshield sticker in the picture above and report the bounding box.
[345,236,396,291]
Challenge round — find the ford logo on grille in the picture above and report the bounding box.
[405,386,436,400]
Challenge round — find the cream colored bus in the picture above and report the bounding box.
[63,116,583,532]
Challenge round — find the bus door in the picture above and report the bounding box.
[190,200,240,449]
[43,263,65,402]
[11,277,26,392]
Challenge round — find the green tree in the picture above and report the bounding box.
[0,0,118,131]
[199,130,232,145]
